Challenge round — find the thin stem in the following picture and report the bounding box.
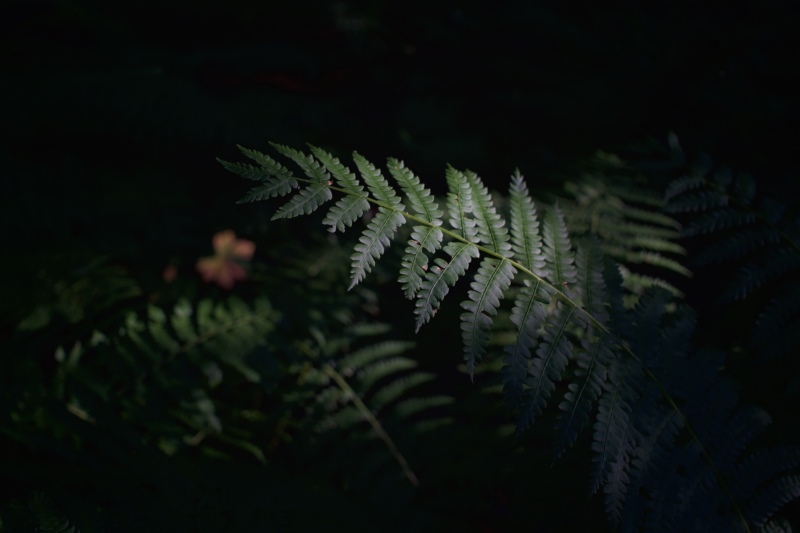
[322,363,420,487]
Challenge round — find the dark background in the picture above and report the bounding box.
[1,0,799,531]
[3,0,799,303]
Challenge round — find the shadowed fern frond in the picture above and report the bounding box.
[562,151,690,305]
[288,323,453,512]
[664,154,800,381]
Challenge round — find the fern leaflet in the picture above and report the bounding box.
[309,145,370,232]
[388,157,444,298]
[414,241,479,331]
[460,257,515,379]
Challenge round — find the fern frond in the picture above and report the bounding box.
[321,194,371,233]
[414,241,479,332]
[508,170,546,274]
[744,475,800,530]
[664,189,729,213]
[752,281,800,360]
[554,331,613,456]
[353,152,404,210]
[681,209,757,237]
[444,165,477,241]
[218,145,300,203]
[388,158,445,299]
[339,340,417,372]
[563,169,689,305]
[272,182,332,220]
[590,353,642,497]
[553,239,612,455]
[542,203,577,288]
[349,208,406,289]
[270,142,330,184]
[398,225,443,299]
[299,329,452,494]
[663,174,707,201]
[387,158,443,224]
[464,170,512,256]
[501,280,545,410]
[720,247,800,302]
[517,301,576,433]
[268,144,334,219]
[309,145,370,232]
[460,257,516,379]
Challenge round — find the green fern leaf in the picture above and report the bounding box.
[553,241,613,455]
[371,372,437,411]
[339,340,418,371]
[388,157,445,298]
[353,152,404,209]
[501,280,546,410]
[272,184,333,220]
[309,145,370,232]
[590,353,642,497]
[460,257,516,379]
[444,165,477,241]
[395,395,454,418]
[349,208,406,289]
[517,301,576,433]
[398,225,444,299]
[664,175,705,201]
[270,142,330,184]
[322,194,371,232]
[387,158,443,224]
[720,247,800,302]
[269,143,333,219]
[664,190,728,213]
[414,241,479,332]
[464,170,512,256]
[219,145,300,202]
[554,333,613,457]
[508,171,546,274]
[542,203,578,288]
[681,209,756,237]
[217,159,270,182]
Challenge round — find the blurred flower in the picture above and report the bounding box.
[162,264,178,283]
[196,230,255,289]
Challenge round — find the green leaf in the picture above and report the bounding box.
[349,208,406,289]
[414,241,479,332]
[460,257,516,379]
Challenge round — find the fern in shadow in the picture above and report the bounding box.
[561,151,691,306]
[221,142,800,532]
[664,150,800,399]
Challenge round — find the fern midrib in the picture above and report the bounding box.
[321,363,420,487]
[289,174,753,532]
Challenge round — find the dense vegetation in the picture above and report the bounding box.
[2,1,798,531]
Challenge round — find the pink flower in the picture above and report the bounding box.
[196,230,255,289]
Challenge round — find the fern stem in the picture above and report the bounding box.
[322,363,420,488]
